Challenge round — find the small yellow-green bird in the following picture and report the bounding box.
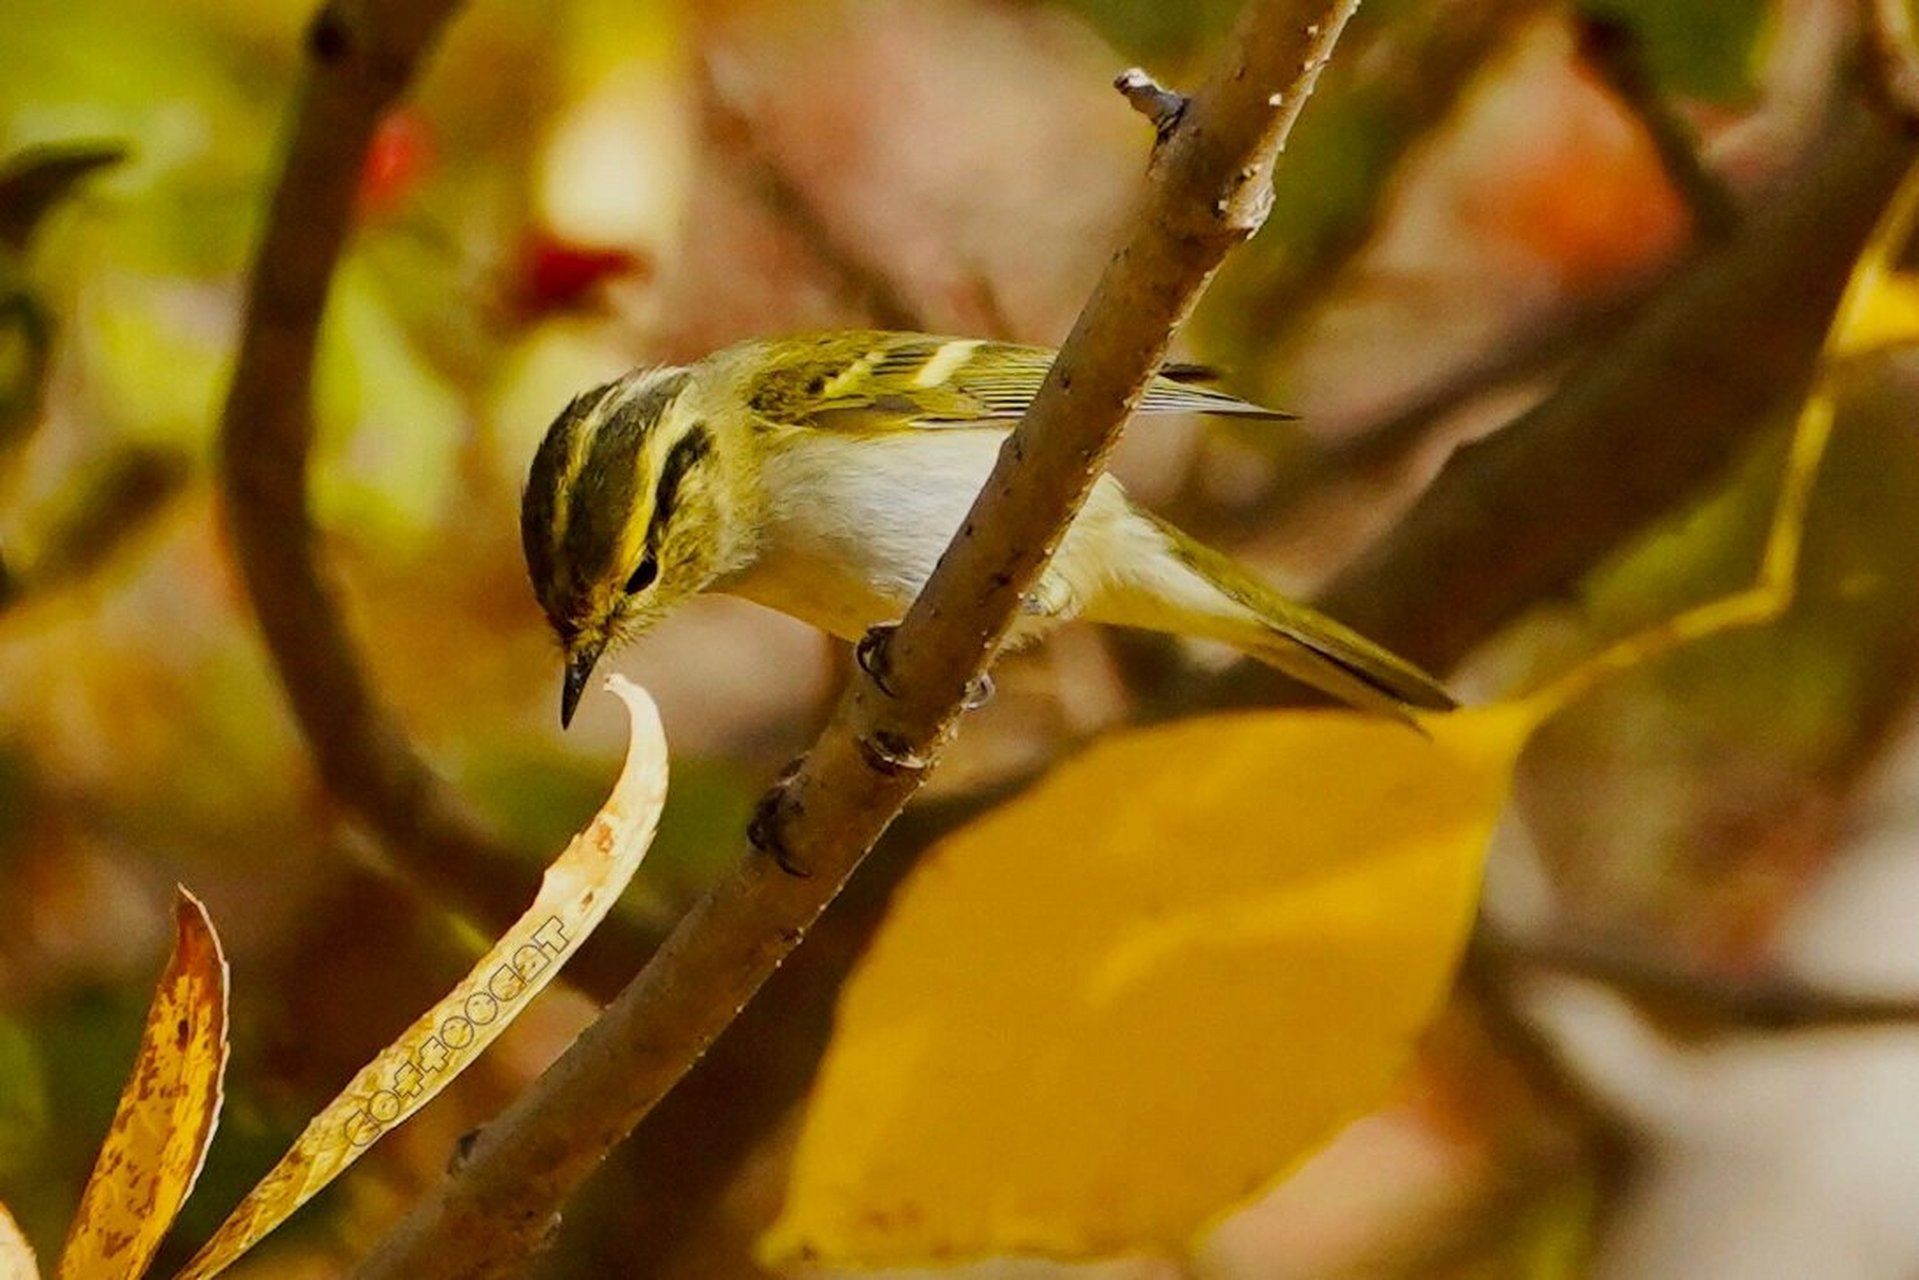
[521,331,1455,727]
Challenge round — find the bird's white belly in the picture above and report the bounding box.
[718,429,1104,642]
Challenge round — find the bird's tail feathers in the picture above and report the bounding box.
[1126,513,1457,719]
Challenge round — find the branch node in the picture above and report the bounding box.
[306,6,352,64]
[447,1127,482,1175]
[1114,67,1189,140]
[747,789,810,878]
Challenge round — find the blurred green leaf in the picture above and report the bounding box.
[0,990,143,1257]
[644,757,757,893]
[1579,0,1771,103]
[313,255,467,551]
[0,1019,47,1180]
[462,746,754,919]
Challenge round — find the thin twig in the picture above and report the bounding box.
[694,54,928,331]
[1114,67,1189,139]
[1576,11,1740,240]
[214,0,656,995]
[1479,923,1919,1030]
[352,2,1367,1275]
[1458,942,1640,1178]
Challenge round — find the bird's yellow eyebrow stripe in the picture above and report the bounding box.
[912,338,982,388]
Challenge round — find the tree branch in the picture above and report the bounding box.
[1575,11,1740,240]
[213,0,670,993]
[1478,923,1919,1031]
[1316,92,1910,673]
[351,1,1366,1275]
[1194,88,1917,713]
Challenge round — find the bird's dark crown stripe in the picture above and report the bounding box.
[559,368,690,589]
[523,379,623,623]
[645,422,713,554]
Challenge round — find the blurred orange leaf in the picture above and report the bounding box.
[763,702,1540,1265]
[56,890,227,1280]
[356,110,435,220]
[175,677,669,1280]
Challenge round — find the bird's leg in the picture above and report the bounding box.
[1021,578,1072,618]
[855,622,900,696]
[857,620,995,709]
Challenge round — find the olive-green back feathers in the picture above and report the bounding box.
[730,331,1289,433]
[523,330,1288,650]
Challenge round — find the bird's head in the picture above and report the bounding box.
[520,365,736,727]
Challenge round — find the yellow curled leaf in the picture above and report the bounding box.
[57,890,228,1280]
[764,701,1539,1267]
[175,677,668,1280]
[2,1203,40,1280]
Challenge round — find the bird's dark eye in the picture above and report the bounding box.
[624,554,659,594]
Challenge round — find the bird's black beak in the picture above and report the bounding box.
[560,642,604,730]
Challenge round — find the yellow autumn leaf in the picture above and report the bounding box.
[1835,266,1919,356]
[174,676,669,1280]
[766,153,1919,1278]
[2,1203,40,1280]
[57,890,228,1280]
[763,702,1540,1265]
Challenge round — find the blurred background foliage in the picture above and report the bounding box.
[6,0,1919,1276]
